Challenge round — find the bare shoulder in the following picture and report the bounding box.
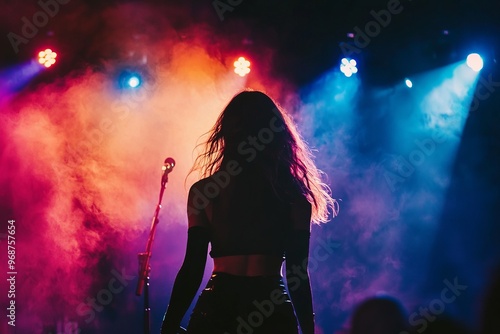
[188,177,214,203]
[190,177,210,191]
[187,177,216,225]
[190,172,232,198]
[189,177,216,197]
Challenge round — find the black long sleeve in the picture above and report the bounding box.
[160,226,209,334]
[286,229,315,334]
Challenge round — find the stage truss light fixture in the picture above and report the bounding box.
[117,70,143,89]
[127,75,141,88]
[38,49,57,68]
[340,58,358,77]
[466,53,483,72]
[234,57,251,77]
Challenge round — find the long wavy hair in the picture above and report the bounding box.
[190,90,338,224]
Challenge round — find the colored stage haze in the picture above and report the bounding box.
[297,60,479,331]
[0,61,43,106]
[0,3,285,333]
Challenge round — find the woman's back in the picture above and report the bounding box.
[209,167,292,255]
[196,165,307,276]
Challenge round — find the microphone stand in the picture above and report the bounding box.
[136,160,173,334]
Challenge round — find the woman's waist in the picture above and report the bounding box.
[202,272,289,304]
[213,254,284,277]
[208,272,285,289]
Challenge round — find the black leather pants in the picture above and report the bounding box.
[186,272,298,334]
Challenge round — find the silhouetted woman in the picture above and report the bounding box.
[161,90,337,334]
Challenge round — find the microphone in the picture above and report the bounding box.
[162,157,175,183]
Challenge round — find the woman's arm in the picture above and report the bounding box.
[285,197,315,334]
[160,184,210,334]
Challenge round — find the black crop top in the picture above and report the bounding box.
[193,167,303,258]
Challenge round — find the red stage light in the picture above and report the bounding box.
[38,49,57,68]
[234,57,250,77]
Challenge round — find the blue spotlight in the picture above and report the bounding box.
[118,70,142,89]
[340,58,358,77]
[466,53,483,72]
[127,75,141,88]
[405,78,413,88]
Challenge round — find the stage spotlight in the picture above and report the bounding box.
[340,58,358,77]
[405,78,413,88]
[466,53,483,72]
[118,71,142,89]
[127,75,141,88]
[234,57,251,77]
[38,48,57,68]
